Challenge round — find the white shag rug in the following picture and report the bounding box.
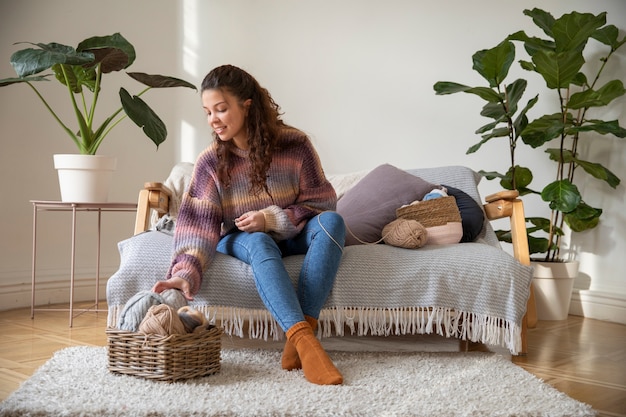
[0,346,596,417]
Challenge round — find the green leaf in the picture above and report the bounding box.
[475,118,503,134]
[521,113,568,148]
[465,87,502,102]
[9,43,94,77]
[575,159,621,188]
[501,165,533,190]
[505,78,527,115]
[545,148,575,164]
[572,72,587,87]
[0,75,49,86]
[527,217,554,233]
[466,136,494,154]
[528,236,551,255]
[541,180,581,213]
[433,82,500,102]
[127,72,197,90]
[568,80,626,109]
[519,60,535,71]
[508,29,555,57]
[77,33,135,72]
[478,170,505,181]
[532,49,585,89]
[564,202,602,232]
[433,81,471,95]
[481,127,510,140]
[569,119,626,138]
[552,11,606,53]
[591,25,619,48]
[51,63,97,94]
[513,94,539,139]
[120,87,167,148]
[472,40,515,87]
[480,101,505,119]
[495,229,512,244]
[523,8,555,38]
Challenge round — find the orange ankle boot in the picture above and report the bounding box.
[286,321,343,385]
[281,315,317,370]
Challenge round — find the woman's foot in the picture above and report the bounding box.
[281,316,318,370]
[286,321,343,385]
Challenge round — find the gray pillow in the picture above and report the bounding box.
[337,164,440,246]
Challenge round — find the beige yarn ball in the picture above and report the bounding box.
[382,218,428,249]
[138,304,187,336]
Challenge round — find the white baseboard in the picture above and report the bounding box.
[0,272,114,313]
[569,289,626,325]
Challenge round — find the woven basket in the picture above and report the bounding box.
[106,325,222,382]
[396,196,461,228]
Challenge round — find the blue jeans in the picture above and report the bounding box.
[216,211,345,332]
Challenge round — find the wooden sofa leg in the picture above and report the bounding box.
[459,340,469,352]
[526,285,537,328]
[519,315,528,356]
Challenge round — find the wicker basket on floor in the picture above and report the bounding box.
[106,325,222,382]
[396,196,461,228]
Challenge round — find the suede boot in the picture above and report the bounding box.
[285,321,343,385]
[281,315,318,370]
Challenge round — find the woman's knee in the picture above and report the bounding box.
[317,211,346,245]
[247,232,282,257]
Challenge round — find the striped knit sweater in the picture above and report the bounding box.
[167,128,337,295]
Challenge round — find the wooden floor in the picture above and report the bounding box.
[0,303,624,416]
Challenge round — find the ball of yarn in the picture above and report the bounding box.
[139,304,187,336]
[178,306,207,333]
[382,218,428,249]
[118,290,166,332]
[161,288,188,311]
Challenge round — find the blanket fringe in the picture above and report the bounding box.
[107,305,522,354]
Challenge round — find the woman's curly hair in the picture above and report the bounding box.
[201,65,284,196]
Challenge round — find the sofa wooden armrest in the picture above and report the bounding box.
[483,190,537,352]
[134,182,172,235]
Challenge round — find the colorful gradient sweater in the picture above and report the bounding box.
[167,128,337,295]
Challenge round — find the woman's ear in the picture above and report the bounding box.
[243,98,252,116]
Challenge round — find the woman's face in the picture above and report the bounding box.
[202,88,251,149]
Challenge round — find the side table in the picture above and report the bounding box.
[31,200,137,327]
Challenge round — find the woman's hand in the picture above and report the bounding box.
[235,211,266,233]
[151,276,194,301]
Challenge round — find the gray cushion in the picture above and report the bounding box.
[337,164,440,246]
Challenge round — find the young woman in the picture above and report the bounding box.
[151,65,346,385]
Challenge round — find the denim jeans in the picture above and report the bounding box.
[216,211,345,332]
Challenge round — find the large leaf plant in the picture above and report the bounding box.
[0,33,196,155]
[434,8,626,262]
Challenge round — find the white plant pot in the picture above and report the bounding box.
[53,154,117,203]
[531,260,579,321]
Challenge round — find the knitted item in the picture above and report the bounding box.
[286,321,343,385]
[281,315,318,371]
[167,128,337,295]
[118,291,166,332]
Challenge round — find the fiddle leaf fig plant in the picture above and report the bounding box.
[0,33,197,155]
[434,8,626,262]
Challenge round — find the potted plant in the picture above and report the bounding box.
[434,8,625,319]
[0,33,197,202]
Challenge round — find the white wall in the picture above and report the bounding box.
[1,0,624,323]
